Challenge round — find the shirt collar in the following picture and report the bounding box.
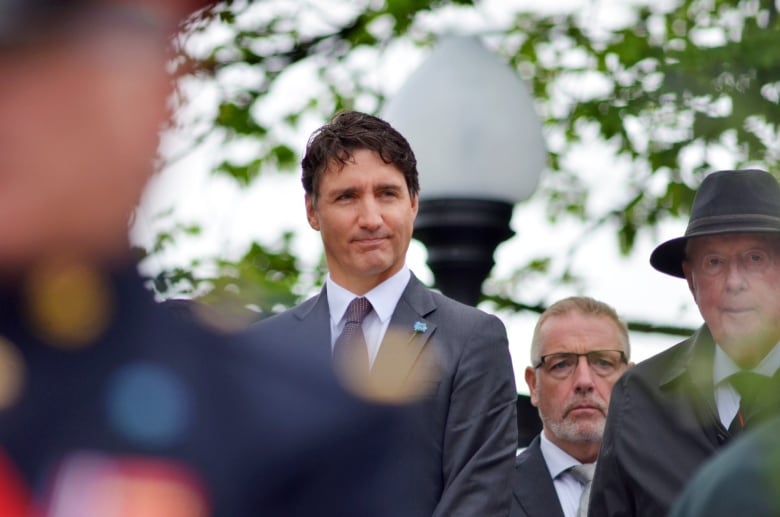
[325,266,410,325]
[539,432,582,479]
[713,341,780,385]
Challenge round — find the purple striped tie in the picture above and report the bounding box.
[333,297,373,374]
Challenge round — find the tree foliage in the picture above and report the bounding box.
[142,0,780,330]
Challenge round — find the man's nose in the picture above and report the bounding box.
[572,356,595,391]
[724,259,748,291]
[357,198,382,228]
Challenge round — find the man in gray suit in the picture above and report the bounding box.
[511,297,631,517]
[255,111,518,516]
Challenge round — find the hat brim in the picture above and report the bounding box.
[650,227,780,278]
[649,237,687,278]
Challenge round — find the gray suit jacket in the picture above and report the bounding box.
[254,273,518,516]
[511,435,565,517]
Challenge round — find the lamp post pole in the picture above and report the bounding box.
[413,199,513,306]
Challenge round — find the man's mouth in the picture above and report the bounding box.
[353,235,387,246]
[721,306,753,315]
[566,402,604,417]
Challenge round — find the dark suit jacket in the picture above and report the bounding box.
[0,266,414,517]
[588,325,780,517]
[669,414,780,517]
[510,435,565,517]
[255,273,519,517]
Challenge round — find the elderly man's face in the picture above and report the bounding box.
[0,7,175,270]
[683,233,780,368]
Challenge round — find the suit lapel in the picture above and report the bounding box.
[657,328,780,436]
[290,288,332,364]
[513,436,565,517]
[659,326,724,443]
[372,275,437,392]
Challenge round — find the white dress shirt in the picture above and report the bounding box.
[539,433,588,517]
[325,266,411,368]
[713,342,780,428]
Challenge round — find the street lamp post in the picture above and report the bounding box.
[382,34,547,447]
[382,35,546,306]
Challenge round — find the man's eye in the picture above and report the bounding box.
[594,357,614,367]
[550,358,572,370]
[705,257,723,267]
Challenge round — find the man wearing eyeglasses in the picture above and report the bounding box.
[589,169,780,517]
[510,296,632,517]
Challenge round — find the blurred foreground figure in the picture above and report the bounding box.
[0,1,413,515]
[588,169,780,516]
[668,413,780,516]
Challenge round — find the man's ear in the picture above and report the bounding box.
[305,194,319,231]
[410,193,419,216]
[525,366,539,407]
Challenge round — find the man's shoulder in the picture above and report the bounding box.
[422,286,500,322]
[514,439,543,471]
[608,328,709,422]
[417,291,508,350]
[624,329,702,381]
[252,294,322,329]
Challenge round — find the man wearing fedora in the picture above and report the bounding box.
[587,169,780,516]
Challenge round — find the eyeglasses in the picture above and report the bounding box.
[689,248,778,277]
[534,350,627,379]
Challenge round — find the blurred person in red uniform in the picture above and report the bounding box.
[0,1,416,515]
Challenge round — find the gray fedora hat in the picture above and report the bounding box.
[650,169,780,278]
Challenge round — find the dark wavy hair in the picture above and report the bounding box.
[301,111,420,203]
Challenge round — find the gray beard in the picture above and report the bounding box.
[544,414,605,444]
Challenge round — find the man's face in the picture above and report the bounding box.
[0,7,173,269]
[683,233,780,368]
[305,148,418,294]
[525,312,629,452]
